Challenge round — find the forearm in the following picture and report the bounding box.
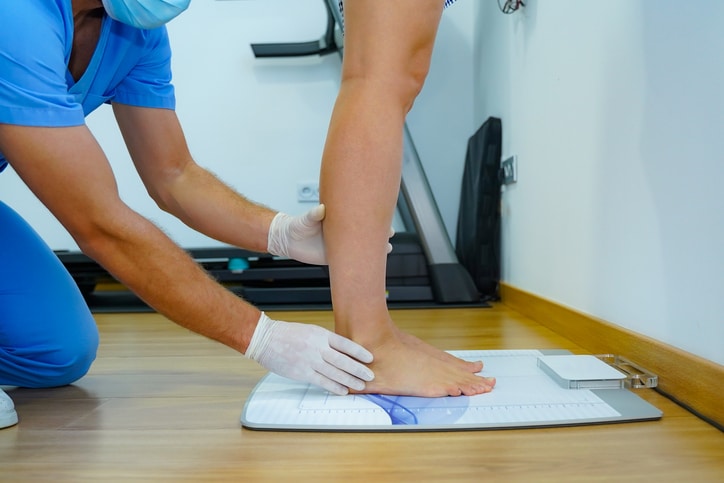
[113,105,275,253]
[78,207,259,354]
[155,162,275,253]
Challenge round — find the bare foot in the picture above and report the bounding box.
[392,326,484,373]
[352,332,496,397]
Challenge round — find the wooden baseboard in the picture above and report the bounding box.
[500,282,723,428]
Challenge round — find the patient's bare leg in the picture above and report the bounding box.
[320,0,494,396]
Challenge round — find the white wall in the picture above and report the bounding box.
[408,0,476,240]
[474,0,724,365]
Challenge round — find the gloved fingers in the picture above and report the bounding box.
[322,343,374,382]
[327,332,374,366]
[314,360,367,393]
[299,204,325,228]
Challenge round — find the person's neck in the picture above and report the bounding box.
[73,0,104,17]
[69,0,105,82]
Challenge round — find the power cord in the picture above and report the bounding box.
[498,0,525,14]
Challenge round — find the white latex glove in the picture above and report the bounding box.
[267,204,394,265]
[244,312,374,395]
[267,204,327,265]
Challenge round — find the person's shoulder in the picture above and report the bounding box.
[0,0,72,30]
[0,0,71,62]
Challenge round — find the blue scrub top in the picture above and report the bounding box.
[0,0,176,172]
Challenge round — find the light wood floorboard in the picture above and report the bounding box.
[2,305,722,482]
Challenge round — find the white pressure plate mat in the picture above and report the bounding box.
[241,350,662,432]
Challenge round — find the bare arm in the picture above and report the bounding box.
[112,103,275,253]
[0,121,259,353]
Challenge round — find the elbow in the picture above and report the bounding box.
[146,187,173,215]
[142,160,198,215]
[68,207,137,263]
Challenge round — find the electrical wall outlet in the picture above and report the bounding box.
[297,182,319,202]
[501,155,517,184]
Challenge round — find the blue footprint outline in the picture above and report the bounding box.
[361,394,470,425]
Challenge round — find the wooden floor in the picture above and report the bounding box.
[2,304,722,482]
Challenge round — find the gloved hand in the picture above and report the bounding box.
[267,204,394,265]
[267,204,327,265]
[244,312,374,395]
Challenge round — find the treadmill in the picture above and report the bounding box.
[57,0,481,311]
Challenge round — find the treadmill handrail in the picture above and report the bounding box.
[250,1,339,58]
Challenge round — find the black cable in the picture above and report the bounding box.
[498,0,525,15]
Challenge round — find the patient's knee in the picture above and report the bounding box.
[341,74,426,114]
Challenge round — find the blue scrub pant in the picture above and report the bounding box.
[0,201,98,388]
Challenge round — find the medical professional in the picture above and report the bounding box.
[0,0,375,429]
